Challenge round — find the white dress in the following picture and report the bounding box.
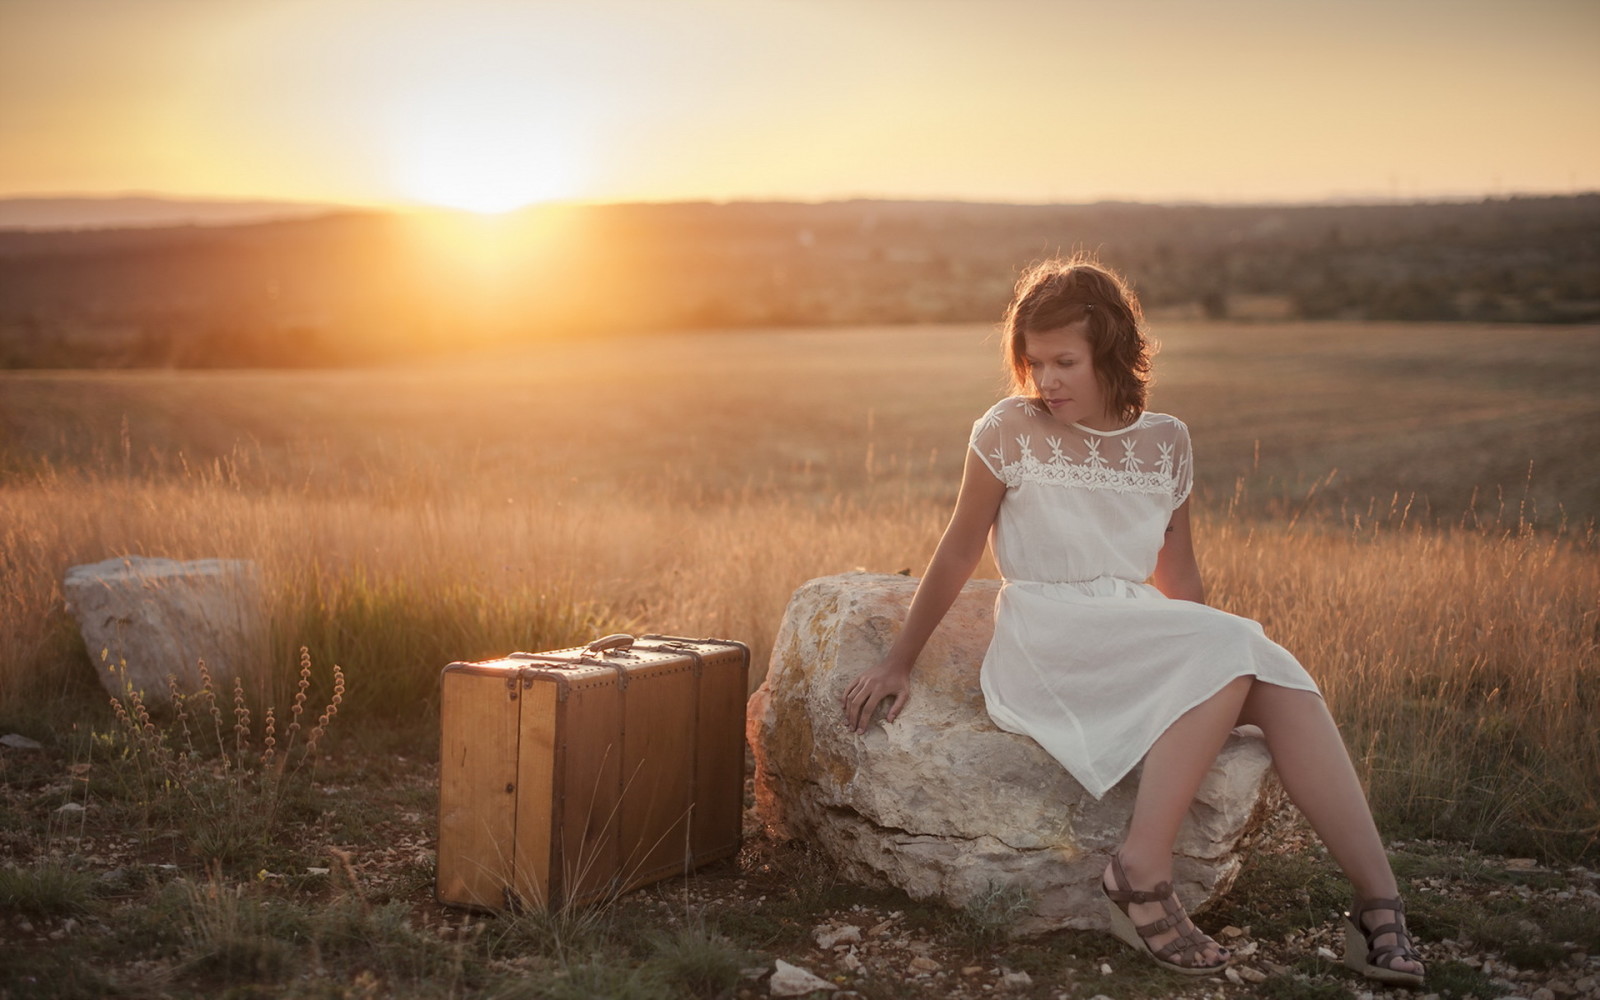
[969,396,1321,799]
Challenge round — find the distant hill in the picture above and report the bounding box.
[1,195,1597,368]
[0,194,346,231]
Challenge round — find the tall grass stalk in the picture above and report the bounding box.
[96,649,345,865]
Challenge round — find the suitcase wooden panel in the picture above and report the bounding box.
[437,634,749,910]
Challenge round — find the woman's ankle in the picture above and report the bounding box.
[1109,846,1174,886]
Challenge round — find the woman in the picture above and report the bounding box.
[841,258,1424,984]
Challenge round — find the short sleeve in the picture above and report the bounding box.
[1170,419,1194,510]
[968,401,1011,482]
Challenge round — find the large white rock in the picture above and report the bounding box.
[64,556,268,701]
[747,572,1275,937]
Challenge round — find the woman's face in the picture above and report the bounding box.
[1022,323,1114,429]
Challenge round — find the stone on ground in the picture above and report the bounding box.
[768,958,839,995]
[64,556,268,700]
[748,572,1277,936]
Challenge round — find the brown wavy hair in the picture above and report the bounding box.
[1002,256,1154,425]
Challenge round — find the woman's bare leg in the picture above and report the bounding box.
[1107,677,1420,977]
[1237,683,1422,977]
[1107,676,1254,965]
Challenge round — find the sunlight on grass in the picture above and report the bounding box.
[2,322,1596,862]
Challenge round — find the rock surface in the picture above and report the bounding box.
[64,556,268,701]
[748,572,1276,936]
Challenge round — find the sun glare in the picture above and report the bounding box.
[384,77,584,214]
[403,202,582,294]
[397,135,577,214]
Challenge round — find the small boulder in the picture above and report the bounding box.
[63,556,268,701]
[748,572,1276,936]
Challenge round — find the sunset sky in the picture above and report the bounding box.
[2,0,1597,212]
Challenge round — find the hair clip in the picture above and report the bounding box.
[1084,303,1095,312]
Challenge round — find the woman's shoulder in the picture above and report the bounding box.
[1137,411,1189,435]
[974,395,1045,428]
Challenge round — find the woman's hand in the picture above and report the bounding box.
[840,448,1004,735]
[843,660,912,734]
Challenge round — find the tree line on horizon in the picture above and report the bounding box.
[0,194,1596,368]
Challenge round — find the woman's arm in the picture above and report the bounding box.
[1151,498,1206,604]
[842,447,1006,732]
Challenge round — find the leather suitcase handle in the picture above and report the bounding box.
[584,633,636,655]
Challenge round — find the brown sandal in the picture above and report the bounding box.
[1344,896,1425,986]
[1101,854,1229,976]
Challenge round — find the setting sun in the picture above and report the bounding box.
[385,94,583,214]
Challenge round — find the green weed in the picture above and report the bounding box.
[0,948,113,1000]
[1421,959,1512,998]
[1208,848,1347,941]
[0,860,97,918]
[949,881,1034,954]
[644,918,748,997]
[178,872,302,983]
[1252,971,1355,1000]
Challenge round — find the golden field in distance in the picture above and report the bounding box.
[2,320,1597,857]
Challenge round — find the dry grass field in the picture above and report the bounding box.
[2,320,1598,853]
[2,321,1598,999]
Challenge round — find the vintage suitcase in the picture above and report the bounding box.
[436,633,749,911]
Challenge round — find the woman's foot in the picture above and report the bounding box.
[1101,854,1229,975]
[1344,897,1425,986]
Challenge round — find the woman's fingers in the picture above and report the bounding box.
[845,684,881,732]
[845,686,874,731]
[843,669,910,732]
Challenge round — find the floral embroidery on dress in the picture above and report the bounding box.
[1083,437,1108,470]
[971,399,1187,500]
[966,398,1196,502]
[1120,438,1142,473]
[1000,451,1175,496]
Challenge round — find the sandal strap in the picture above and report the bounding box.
[1370,943,1422,968]
[1105,881,1172,905]
[1350,896,1405,920]
[1134,911,1181,936]
[1349,897,1422,971]
[1104,856,1175,904]
[1104,855,1226,971]
[1154,927,1216,965]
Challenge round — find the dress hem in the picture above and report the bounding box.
[985,670,1322,801]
